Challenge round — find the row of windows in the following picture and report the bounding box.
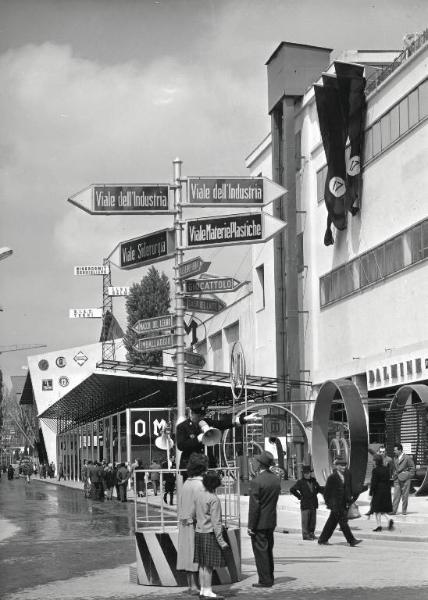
[320,218,428,306]
[316,78,428,203]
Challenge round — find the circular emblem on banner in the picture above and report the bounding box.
[230,341,246,401]
[59,376,70,387]
[56,356,67,368]
[328,176,346,198]
[38,359,49,371]
[347,156,361,176]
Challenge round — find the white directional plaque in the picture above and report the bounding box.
[185,212,286,249]
[108,286,130,296]
[68,184,174,215]
[133,314,175,335]
[186,177,286,207]
[74,265,109,275]
[69,308,103,318]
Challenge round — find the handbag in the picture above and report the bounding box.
[347,502,361,520]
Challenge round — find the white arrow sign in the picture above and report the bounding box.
[185,176,286,207]
[68,184,174,215]
[185,212,286,249]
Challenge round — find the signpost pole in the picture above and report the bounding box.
[173,158,186,430]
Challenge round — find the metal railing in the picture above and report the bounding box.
[366,28,428,95]
[133,466,240,533]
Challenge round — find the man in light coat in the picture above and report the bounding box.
[392,443,415,515]
[247,451,281,588]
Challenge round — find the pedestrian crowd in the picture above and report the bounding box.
[79,458,176,503]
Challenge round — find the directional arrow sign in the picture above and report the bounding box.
[68,184,174,215]
[133,334,175,352]
[186,177,286,206]
[178,256,210,279]
[185,277,240,294]
[183,296,226,314]
[108,286,130,296]
[74,265,109,275]
[174,350,206,368]
[69,308,103,318]
[132,314,175,335]
[185,212,286,249]
[110,228,175,270]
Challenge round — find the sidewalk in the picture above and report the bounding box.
[36,475,428,542]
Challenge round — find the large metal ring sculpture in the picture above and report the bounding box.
[388,384,428,496]
[312,379,368,496]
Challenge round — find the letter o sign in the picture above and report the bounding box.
[134,419,146,438]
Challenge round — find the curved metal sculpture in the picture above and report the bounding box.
[312,379,368,496]
[388,384,428,496]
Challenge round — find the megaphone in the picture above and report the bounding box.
[199,420,222,447]
[155,427,174,451]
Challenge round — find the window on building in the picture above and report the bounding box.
[390,104,400,143]
[224,322,239,359]
[380,113,391,149]
[423,220,428,259]
[316,165,327,204]
[372,121,382,156]
[399,97,409,135]
[415,358,422,373]
[320,218,428,307]
[364,127,373,162]
[296,234,304,273]
[391,364,398,379]
[255,264,265,309]
[295,131,302,171]
[419,79,428,119]
[408,88,419,128]
[210,332,223,372]
[384,236,404,275]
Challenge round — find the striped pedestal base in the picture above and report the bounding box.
[135,527,241,586]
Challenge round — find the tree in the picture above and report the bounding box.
[124,266,171,366]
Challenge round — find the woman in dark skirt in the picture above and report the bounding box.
[369,454,394,532]
[194,471,228,600]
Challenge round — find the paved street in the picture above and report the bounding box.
[2,478,428,600]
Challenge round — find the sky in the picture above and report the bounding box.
[1,0,427,384]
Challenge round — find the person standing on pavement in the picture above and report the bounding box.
[117,462,130,502]
[162,459,176,505]
[391,443,415,516]
[150,458,161,495]
[318,458,362,547]
[369,454,394,532]
[247,451,281,589]
[57,462,65,481]
[177,453,209,596]
[290,465,324,540]
[104,463,115,500]
[194,471,229,600]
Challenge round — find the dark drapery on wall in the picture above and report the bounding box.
[315,62,366,246]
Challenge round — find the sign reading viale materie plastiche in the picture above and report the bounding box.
[186,213,263,248]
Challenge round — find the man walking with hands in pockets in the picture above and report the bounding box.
[247,451,281,588]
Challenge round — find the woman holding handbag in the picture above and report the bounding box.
[369,454,394,532]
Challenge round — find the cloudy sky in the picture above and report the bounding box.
[0,0,427,382]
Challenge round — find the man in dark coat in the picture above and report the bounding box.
[318,458,362,547]
[176,399,259,478]
[247,451,281,588]
[290,465,324,540]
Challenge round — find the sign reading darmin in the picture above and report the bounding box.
[187,214,262,247]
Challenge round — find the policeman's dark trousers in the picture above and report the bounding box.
[251,529,275,586]
[318,510,355,544]
[301,508,316,539]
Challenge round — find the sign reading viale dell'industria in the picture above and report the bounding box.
[187,213,262,248]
